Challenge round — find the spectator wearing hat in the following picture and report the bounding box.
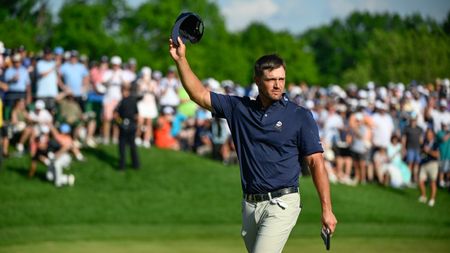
[430,99,450,133]
[88,56,109,130]
[350,112,371,184]
[154,106,179,150]
[402,113,423,184]
[114,85,140,170]
[135,66,158,148]
[10,98,33,154]
[29,124,76,187]
[122,58,137,87]
[36,47,60,114]
[3,53,31,119]
[101,55,125,145]
[158,66,181,110]
[59,50,89,111]
[418,128,440,207]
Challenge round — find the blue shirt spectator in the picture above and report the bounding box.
[60,54,88,97]
[5,65,30,92]
[36,53,58,98]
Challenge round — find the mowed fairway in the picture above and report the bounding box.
[0,146,449,253]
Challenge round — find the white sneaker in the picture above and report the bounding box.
[68,175,75,186]
[86,138,97,148]
[75,153,85,161]
[112,138,118,145]
[135,138,142,146]
[143,141,151,148]
[418,196,427,203]
[16,143,24,152]
[428,199,435,207]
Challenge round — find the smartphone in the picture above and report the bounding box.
[321,228,331,250]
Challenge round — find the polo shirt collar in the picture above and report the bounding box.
[255,93,289,109]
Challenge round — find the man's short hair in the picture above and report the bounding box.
[254,54,286,78]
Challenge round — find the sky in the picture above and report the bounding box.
[213,0,450,33]
[53,0,450,34]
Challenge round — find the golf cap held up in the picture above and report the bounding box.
[171,12,204,46]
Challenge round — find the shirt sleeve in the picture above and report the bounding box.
[210,91,241,120]
[298,108,324,156]
[4,68,13,82]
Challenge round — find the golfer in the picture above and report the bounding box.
[169,37,337,253]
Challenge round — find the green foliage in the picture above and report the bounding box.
[0,2,448,86]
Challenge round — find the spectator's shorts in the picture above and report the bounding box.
[419,161,439,182]
[351,151,366,161]
[440,160,450,173]
[102,99,119,121]
[406,149,421,164]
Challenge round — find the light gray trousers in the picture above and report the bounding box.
[241,193,301,253]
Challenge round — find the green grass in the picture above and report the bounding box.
[0,146,449,252]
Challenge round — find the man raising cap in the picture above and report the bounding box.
[169,36,337,253]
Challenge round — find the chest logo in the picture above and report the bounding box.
[275,121,283,131]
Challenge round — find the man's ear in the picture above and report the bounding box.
[254,76,260,86]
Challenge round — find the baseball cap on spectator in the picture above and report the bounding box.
[128,58,137,66]
[171,12,204,46]
[439,99,448,108]
[59,123,71,134]
[443,78,450,87]
[43,47,52,55]
[358,90,368,99]
[162,106,174,115]
[70,50,79,58]
[80,54,88,62]
[12,53,21,62]
[35,100,45,110]
[18,45,25,52]
[63,51,71,60]
[111,56,122,65]
[305,100,315,109]
[152,70,162,80]
[410,111,418,120]
[366,81,375,90]
[100,55,109,62]
[203,78,220,91]
[375,100,388,110]
[141,66,152,77]
[54,46,64,55]
[168,65,177,73]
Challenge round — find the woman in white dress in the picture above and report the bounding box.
[136,66,158,148]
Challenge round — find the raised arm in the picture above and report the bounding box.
[305,152,337,234]
[169,37,212,111]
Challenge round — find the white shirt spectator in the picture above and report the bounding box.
[372,112,394,148]
[102,68,125,102]
[159,77,180,107]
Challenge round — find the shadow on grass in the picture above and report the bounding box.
[83,147,118,170]
[377,185,409,195]
[6,163,48,182]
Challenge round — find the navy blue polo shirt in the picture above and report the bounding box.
[211,92,323,194]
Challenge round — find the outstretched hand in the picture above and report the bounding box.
[169,37,186,62]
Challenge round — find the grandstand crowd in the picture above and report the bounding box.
[0,42,449,206]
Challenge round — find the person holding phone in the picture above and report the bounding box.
[169,36,337,253]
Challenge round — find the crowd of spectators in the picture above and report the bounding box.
[0,42,449,206]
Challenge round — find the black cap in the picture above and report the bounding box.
[43,47,52,55]
[171,12,204,46]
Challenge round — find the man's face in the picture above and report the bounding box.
[256,66,285,102]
